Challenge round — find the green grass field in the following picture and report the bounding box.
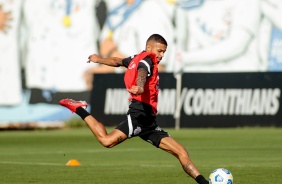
[0,127,281,184]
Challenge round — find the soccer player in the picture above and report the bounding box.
[60,34,209,184]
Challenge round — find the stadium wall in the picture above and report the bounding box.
[90,72,282,128]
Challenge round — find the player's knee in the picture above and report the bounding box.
[177,147,189,159]
[99,139,116,148]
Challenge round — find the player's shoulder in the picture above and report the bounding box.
[143,56,153,65]
[122,55,137,67]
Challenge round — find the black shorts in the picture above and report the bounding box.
[115,106,169,148]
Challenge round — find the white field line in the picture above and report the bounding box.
[0,148,155,156]
[0,161,176,167]
[1,146,266,157]
[89,163,176,167]
[0,161,62,166]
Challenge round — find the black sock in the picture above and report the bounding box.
[195,175,209,184]
[75,107,90,120]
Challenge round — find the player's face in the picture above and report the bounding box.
[147,42,167,63]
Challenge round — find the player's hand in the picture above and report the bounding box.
[0,4,12,33]
[87,54,101,63]
[127,86,144,95]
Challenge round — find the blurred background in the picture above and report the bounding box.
[0,0,282,129]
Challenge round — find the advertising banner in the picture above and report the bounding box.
[91,72,282,128]
[180,72,282,127]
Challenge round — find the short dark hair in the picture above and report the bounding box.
[146,34,167,46]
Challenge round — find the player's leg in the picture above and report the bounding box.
[83,115,127,148]
[159,137,209,184]
[60,99,127,148]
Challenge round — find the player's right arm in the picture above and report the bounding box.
[87,54,124,67]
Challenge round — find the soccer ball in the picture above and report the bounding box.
[209,168,233,184]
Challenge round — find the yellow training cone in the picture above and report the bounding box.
[66,159,80,166]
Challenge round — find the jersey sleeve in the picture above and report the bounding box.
[137,56,153,77]
[122,55,137,68]
[121,56,131,68]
